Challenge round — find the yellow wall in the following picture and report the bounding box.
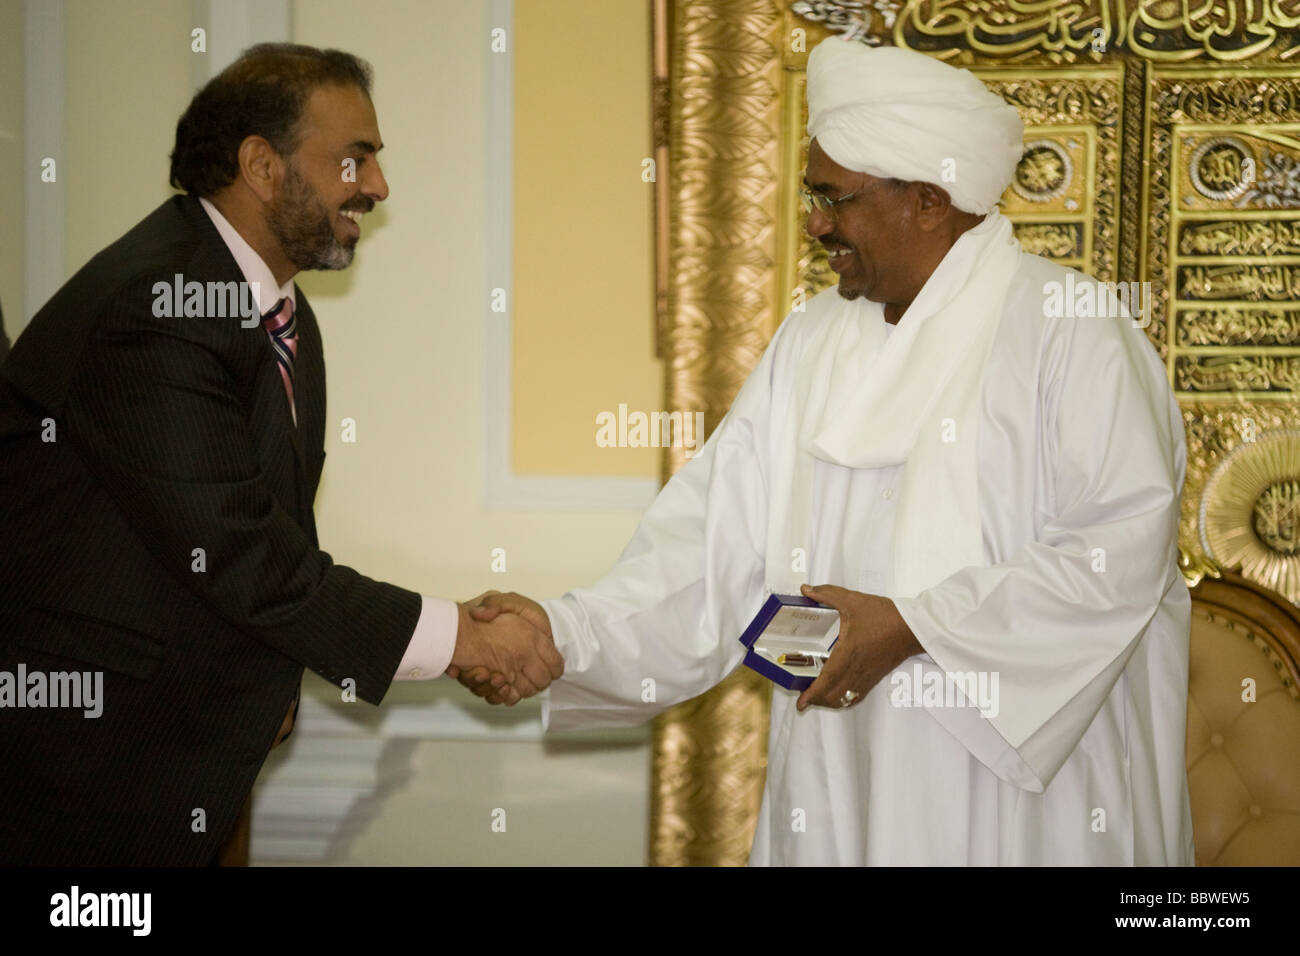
[512,0,660,477]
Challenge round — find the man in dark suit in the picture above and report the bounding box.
[0,44,560,865]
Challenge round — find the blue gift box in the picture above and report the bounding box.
[739,593,841,691]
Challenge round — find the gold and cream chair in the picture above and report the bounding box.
[1186,559,1300,865]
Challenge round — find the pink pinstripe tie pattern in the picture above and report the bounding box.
[261,297,297,424]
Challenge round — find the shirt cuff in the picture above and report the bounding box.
[392,596,459,680]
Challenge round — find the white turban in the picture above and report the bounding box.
[806,37,1024,215]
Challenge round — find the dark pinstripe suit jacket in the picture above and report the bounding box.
[0,193,422,865]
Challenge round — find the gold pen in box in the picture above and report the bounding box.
[777,652,831,667]
[739,593,841,690]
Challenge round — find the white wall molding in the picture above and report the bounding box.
[23,0,63,329]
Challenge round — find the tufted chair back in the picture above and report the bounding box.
[1187,568,1300,864]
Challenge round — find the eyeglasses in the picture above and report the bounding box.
[800,185,862,222]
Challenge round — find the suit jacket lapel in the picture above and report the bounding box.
[182,195,311,530]
[290,289,326,542]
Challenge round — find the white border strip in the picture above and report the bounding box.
[482,0,658,512]
[23,0,64,329]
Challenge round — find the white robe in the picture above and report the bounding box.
[542,251,1195,866]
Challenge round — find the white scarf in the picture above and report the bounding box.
[766,210,1023,599]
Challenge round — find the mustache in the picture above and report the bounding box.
[341,199,375,214]
[821,237,852,252]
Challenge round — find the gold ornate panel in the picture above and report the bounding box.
[651,0,784,867]
[652,0,1300,867]
[1146,69,1300,590]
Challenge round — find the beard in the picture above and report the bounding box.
[834,269,869,301]
[266,160,357,272]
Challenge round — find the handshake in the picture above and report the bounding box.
[446,591,561,705]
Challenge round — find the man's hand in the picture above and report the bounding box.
[444,589,509,687]
[795,583,924,712]
[446,592,555,705]
[447,597,563,706]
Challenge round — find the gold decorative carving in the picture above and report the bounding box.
[1118,59,1145,284]
[1200,429,1300,602]
[1146,123,1175,364]
[1015,222,1083,258]
[791,0,899,43]
[1180,264,1300,301]
[794,1,1300,63]
[1255,480,1300,555]
[650,668,773,865]
[1179,219,1300,257]
[1177,130,1300,212]
[1012,139,1074,202]
[1151,70,1300,398]
[983,70,1124,284]
[1181,402,1297,564]
[1002,128,1092,216]
[1178,545,1222,588]
[1177,355,1300,394]
[1178,308,1300,346]
[1188,135,1255,201]
[653,0,671,355]
[1157,76,1300,126]
[652,0,785,868]
[659,0,783,475]
[894,1,1299,63]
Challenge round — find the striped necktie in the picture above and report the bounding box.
[262,297,298,425]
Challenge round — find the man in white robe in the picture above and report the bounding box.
[457,36,1195,866]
